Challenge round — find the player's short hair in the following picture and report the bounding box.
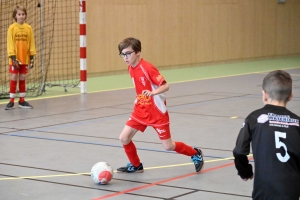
[118,37,141,54]
[12,6,27,21]
[262,70,292,102]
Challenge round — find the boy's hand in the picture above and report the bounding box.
[12,59,21,70]
[29,59,34,69]
[241,174,254,181]
[142,90,153,97]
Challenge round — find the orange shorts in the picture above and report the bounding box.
[126,119,171,140]
[9,64,28,74]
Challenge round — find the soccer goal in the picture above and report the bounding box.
[0,0,80,98]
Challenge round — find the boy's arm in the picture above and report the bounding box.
[233,154,253,180]
[29,26,36,56]
[142,82,169,97]
[28,26,36,68]
[7,28,21,69]
[7,26,16,59]
[233,120,254,180]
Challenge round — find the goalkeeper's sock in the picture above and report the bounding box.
[9,80,17,103]
[19,80,26,103]
[19,97,24,103]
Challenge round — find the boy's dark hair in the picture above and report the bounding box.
[262,70,292,102]
[13,6,27,21]
[118,37,141,54]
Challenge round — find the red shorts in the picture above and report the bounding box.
[126,118,171,140]
[9,65,28,74]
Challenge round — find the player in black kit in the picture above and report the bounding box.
[233,70,300,200]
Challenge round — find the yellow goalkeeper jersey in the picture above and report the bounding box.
[7,22,36,65]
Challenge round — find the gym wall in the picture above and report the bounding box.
[87,0,300,74]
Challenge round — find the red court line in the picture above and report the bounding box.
[92,162,235,200]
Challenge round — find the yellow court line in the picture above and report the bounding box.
[144,156,236,170]
[0,155,253,181]
[166,67,300,85]
[0,172,89,181]
[144,154,253,170]
[0,87,133,104]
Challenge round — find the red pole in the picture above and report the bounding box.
[79,0,87,93]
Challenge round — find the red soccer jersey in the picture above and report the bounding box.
[128,59,169,126]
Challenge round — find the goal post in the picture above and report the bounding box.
[0,0,81,98]
[79,0,87,94]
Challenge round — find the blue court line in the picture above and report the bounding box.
[3,132,237,160]
[0,94,258,163]
[0,94,259,135]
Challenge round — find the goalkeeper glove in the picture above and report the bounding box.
[29,59,34,69]
[29,56,34,69]
[11,56,21,70]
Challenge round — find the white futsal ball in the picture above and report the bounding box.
[91,162,113,184]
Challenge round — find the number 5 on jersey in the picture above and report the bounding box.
[275,131,290,162]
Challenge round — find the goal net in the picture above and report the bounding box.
[0,0,79,98]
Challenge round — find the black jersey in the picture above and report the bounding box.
[233,104,300,200]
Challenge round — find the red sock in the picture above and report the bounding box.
[123,141,140,167]
[174,142,197,156]
[9,80,17,102]
[19,80,26,103]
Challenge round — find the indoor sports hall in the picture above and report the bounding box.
[0,59,299,199]
[1,0,300,200]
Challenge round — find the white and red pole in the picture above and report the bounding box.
[79,0,87,93]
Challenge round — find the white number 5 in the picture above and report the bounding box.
[275,131,290,162]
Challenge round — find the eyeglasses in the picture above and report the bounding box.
[119,51,135,58]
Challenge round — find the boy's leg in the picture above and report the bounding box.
[9,79,17,102]
[160,139,197,156]
[19,79,25,103]
[155,125,204,172]
[5,70,17,110]
[174,141,198,156]
[161,139,204,172]
[117,124,144,173]
[18,70,33,109]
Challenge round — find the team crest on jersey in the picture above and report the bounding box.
[139,77,147,86]
[257,114,269,123]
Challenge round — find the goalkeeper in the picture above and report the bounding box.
[6,5,36,110]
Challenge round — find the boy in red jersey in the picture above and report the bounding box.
[117,37,204,173]
[6,6,36,110]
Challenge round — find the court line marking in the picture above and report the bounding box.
[0,155,253,181]
[3,132,251,159]
[1,66,298,104]
[92,162,236,200]
[93,156,254,200]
